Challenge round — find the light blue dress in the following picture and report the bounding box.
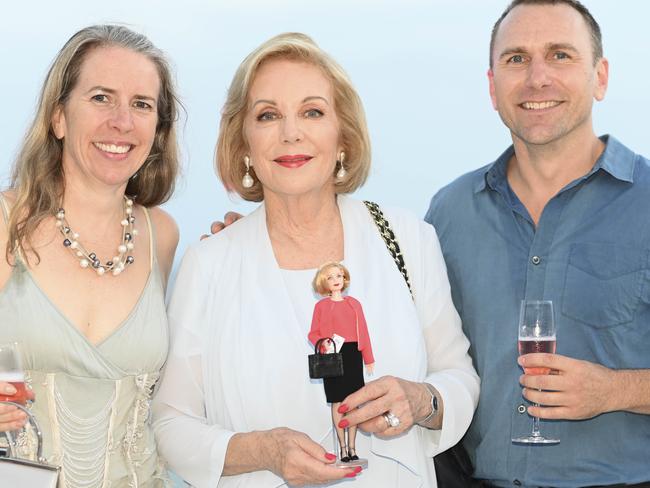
[0,196,169,488]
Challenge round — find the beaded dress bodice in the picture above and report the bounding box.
[0,197,169,488]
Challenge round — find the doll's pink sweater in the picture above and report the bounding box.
[308,296,375,365]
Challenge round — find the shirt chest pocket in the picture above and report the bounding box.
[562,243,648,328]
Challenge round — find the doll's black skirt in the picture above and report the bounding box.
[323,342,365,403]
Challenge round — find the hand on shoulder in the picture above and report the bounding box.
[202,211,244,240]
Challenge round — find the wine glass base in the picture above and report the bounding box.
[512,435,560,445]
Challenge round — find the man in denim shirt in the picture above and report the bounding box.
[426,1,650,487]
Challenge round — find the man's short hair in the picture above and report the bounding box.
[489,0,603,67]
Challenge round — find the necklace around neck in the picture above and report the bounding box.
[55,196,137,276]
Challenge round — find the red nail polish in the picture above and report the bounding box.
[344,472,357,478]
[354,466,363,473]
[338,419,349,428]
[325,453,336,461]
[338,404,349,413]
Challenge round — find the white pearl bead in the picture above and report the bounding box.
[55,220,63,227]
[76,251,83,257]
[56,212,64,220]
[96,267,105,276]
[242,173,254,189]
[126,199,133,206]
[121,219,129,226]
[113,256,120,263]
[112,267,122,276]
[126,207,133,215]
[118,244,127,253]
[132,229,139,236]
[73,233,79,239]
[80,259,89,268]
[70,241,78,249]
[126,242,134,250]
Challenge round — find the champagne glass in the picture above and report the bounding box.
[512,300,559,444]
[0,343,28,405]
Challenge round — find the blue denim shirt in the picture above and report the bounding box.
[426,136,650,487]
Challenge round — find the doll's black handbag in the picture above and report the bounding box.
[308,338,344,379]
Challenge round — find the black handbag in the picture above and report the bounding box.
[308,337,344,379]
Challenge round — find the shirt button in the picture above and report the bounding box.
[517,404,527,414]
[513,480,522,486]
[531,256,541,265]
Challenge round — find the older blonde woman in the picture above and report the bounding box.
[0,25,179,486]
[153,32,479,487]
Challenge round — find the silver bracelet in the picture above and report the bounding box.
[418,383,439,425]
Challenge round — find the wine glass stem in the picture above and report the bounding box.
[532,412,541,436]
[3,430,16,455]
[532,390,541,437]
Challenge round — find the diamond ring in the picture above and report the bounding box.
[383,411,400,428]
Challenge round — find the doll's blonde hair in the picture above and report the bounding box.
[312,262,350,296]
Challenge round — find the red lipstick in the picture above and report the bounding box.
[273,154,313,169]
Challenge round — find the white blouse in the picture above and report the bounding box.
[152,196,479,487]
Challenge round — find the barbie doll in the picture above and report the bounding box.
[308,262,374,464]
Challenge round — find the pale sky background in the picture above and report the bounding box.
[1,0,649,265]
[0,2,648,486]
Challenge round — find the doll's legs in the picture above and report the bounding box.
[347,425,359,461]
[331,402,350,462]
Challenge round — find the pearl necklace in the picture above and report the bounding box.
[55,196,137,276]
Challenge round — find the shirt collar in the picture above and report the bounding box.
[594,135,635,183]
[474,134,636,194]
[474,145,513,194]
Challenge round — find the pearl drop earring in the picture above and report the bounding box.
[242,155,254,188]
[336,152,347,180]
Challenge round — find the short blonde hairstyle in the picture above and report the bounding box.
[216,32,371,202]
[312,262,351,296]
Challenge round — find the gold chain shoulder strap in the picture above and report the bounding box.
[363,201,413,300]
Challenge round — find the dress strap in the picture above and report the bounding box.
[0,193,24,264]
[0,193,10,226]
[141,206,155,271]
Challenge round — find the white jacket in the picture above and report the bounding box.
[152,196,479,487]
